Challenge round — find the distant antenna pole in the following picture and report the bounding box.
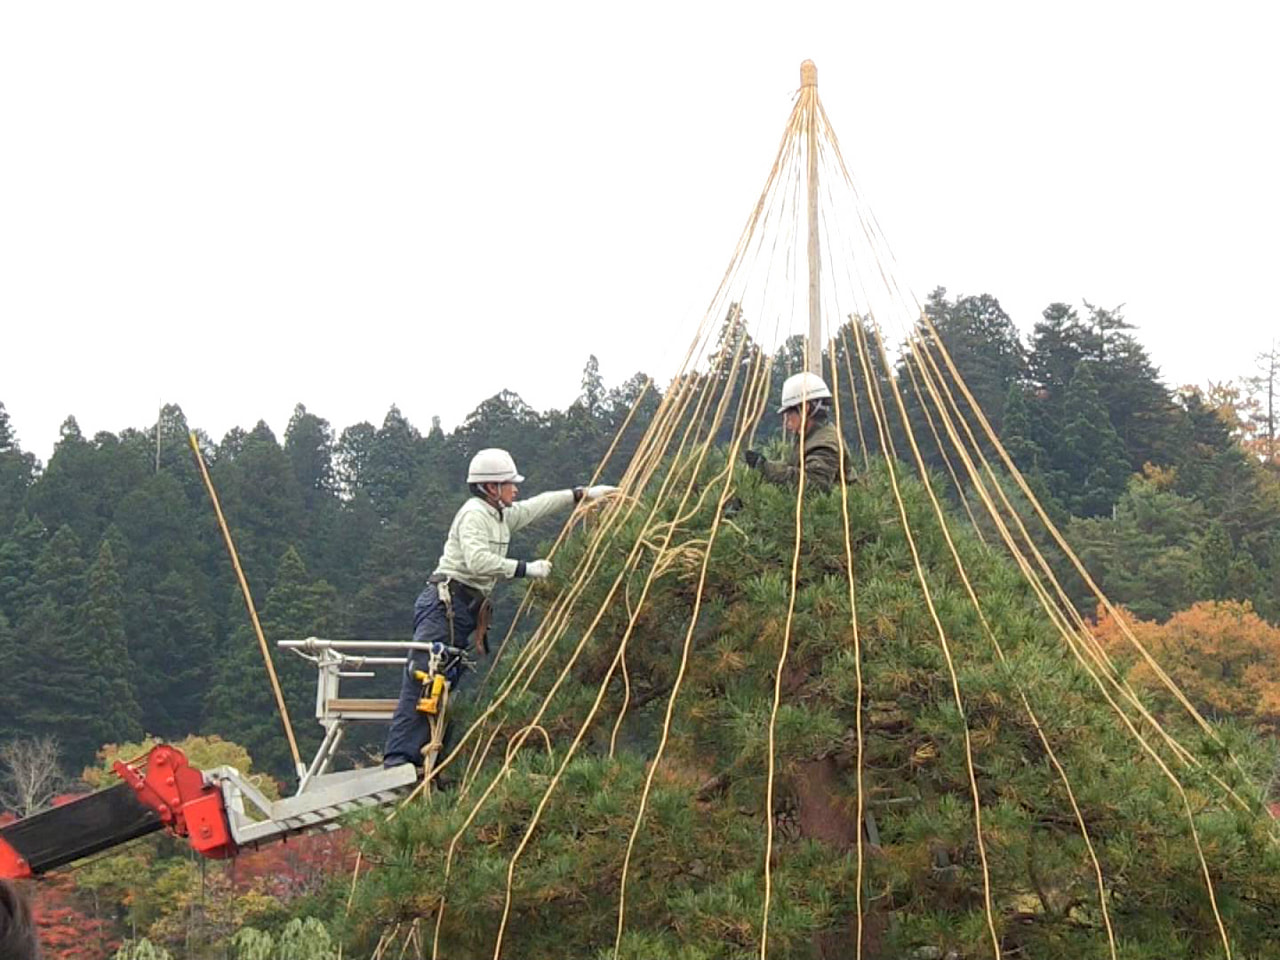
[802,60,822,375]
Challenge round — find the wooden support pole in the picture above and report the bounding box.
[802,59,822,376]
[188,432,305,780]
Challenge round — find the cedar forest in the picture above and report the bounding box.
[2,289,1280,958]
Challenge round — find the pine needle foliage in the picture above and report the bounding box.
[346,451,1280,959]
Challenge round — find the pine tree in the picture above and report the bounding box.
[346,452,1280,958]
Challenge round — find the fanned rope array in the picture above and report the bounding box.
[361,62,1275,960]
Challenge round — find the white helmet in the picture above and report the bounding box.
[777,371,832,413]
[467,448,524,484]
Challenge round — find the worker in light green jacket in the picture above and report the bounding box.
[383,448,616,771]
[744,372,853,491]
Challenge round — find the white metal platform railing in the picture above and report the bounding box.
[187,637,433,848]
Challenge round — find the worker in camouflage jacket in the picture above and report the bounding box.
[744,372,853,491]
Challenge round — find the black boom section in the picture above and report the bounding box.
[0,783,163,874]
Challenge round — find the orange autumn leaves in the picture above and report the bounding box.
[1095,600,1280,734]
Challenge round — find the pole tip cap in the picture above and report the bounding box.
[800,60,817,87]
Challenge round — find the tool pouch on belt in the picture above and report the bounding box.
[450,580,491,656]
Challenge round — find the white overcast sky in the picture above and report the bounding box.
[2,2,1276,464]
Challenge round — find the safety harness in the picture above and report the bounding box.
[426,573,493,656]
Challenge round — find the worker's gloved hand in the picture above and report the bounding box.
[526,559,553,579]
[743,449,763,469]
[585,484,619,500]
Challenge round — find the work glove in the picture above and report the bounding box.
[585,484,619,500]
[526,559,553,579]
[743,449,763,469]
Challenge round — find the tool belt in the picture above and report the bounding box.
[426,573,493,656]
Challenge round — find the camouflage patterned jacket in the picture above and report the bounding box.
[758,419,853,491]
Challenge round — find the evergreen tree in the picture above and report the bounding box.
[107,471,216,736]
[0,611,20,741]
[921,288,1026,434]
[1053,360,1130,516]
[702,304,763,448]
[347,452,1280,959]
[16,527,93,761]
[0,402,38,538]
[346,476,463,641]
[335,421,377,500]
[208,422,306,595]
[1191,520,1261,604]
[324,490,380,599]
[451,392,541,486]
[999,383,1044,471]
[1066,474,1203,619]
[1026,302,1090,446]
[1174,389,1280,562]
[0,511,46,627]
[285,403,342,589]
[1082,302,1181,469]
[205,547,336,777]
[285,403,337,511]
[29,524,86,614]
[26,417,101,543]
[0,402,17,451]
[1245,342,1279,464]
[130,572,216,738]
[362,406,427,520]
[579,354,606,418]
[116,404,214,515]
[83,540,143,746]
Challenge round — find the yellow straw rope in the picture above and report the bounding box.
[614,346,773,957]
[855,318,1002,958]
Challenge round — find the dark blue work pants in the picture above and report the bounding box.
[382,585,478,768]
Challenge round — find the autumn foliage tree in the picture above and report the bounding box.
[1095,599,1280,734]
